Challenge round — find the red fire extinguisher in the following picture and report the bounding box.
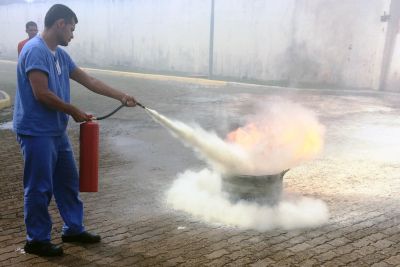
[78,101,145,192]
[79,120,99,192]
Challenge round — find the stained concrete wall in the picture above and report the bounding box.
[0,0,211,74]
[213,0,390,89]
[0,0,396,90]
[386,34,400,91]
[382,0,400,92]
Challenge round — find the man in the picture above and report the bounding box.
[13,4,137,257]
[17,21,38,56]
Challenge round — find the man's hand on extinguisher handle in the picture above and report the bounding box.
[69,105,93,122]
[121,94,137,107]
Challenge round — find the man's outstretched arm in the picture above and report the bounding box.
[70,67,137,106]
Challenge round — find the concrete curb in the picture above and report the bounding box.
[83,67,228,86]
[0,90,11,110]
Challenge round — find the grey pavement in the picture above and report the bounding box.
[0,60,399,266]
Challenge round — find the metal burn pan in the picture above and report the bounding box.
[222,170,289,206]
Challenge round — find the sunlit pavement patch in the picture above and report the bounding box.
[0,90,11,110]
[15,248,25,255]
[0,121,13,130]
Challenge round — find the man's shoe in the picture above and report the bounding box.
[24,241,63,257]
[62,231,101,244]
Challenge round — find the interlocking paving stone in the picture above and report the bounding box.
[385,255,400,265]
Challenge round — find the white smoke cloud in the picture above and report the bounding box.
[166,168,329,231]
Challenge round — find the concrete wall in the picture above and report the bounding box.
[213,1,295,83]
[383,0,400,92]
[0,0,396,90]
[69,0,211,74]
[0,0,211,74]
[386,34,400,91]
[213,0,390,89]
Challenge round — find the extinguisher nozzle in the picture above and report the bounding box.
[136,102,146,109]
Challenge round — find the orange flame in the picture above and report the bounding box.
[226,123,263,149]
[226,122,323,160]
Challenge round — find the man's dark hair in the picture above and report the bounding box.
[25,21,37,29]
[44,4,78,28]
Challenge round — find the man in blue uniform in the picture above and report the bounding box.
[14,4,137,257]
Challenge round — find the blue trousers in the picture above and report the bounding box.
[17,133,85,242]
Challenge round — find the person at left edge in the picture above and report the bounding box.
[13,4,138,257]
[18,21,38,56]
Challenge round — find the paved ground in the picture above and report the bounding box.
[0,60,400,266]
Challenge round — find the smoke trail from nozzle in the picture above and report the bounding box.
[145,107,252,175]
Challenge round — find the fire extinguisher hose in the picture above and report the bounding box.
[95,102,146,120]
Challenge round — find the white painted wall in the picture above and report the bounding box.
[0,0,211,74]
[383,1,400,92]
[68,0,211,74]
[290,0,389,90]
[213,0,390,89]
[213,0,295,82]
[0,0,396,90]
[386,34,400,91]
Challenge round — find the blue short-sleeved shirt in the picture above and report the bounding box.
[13,35,77,136]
